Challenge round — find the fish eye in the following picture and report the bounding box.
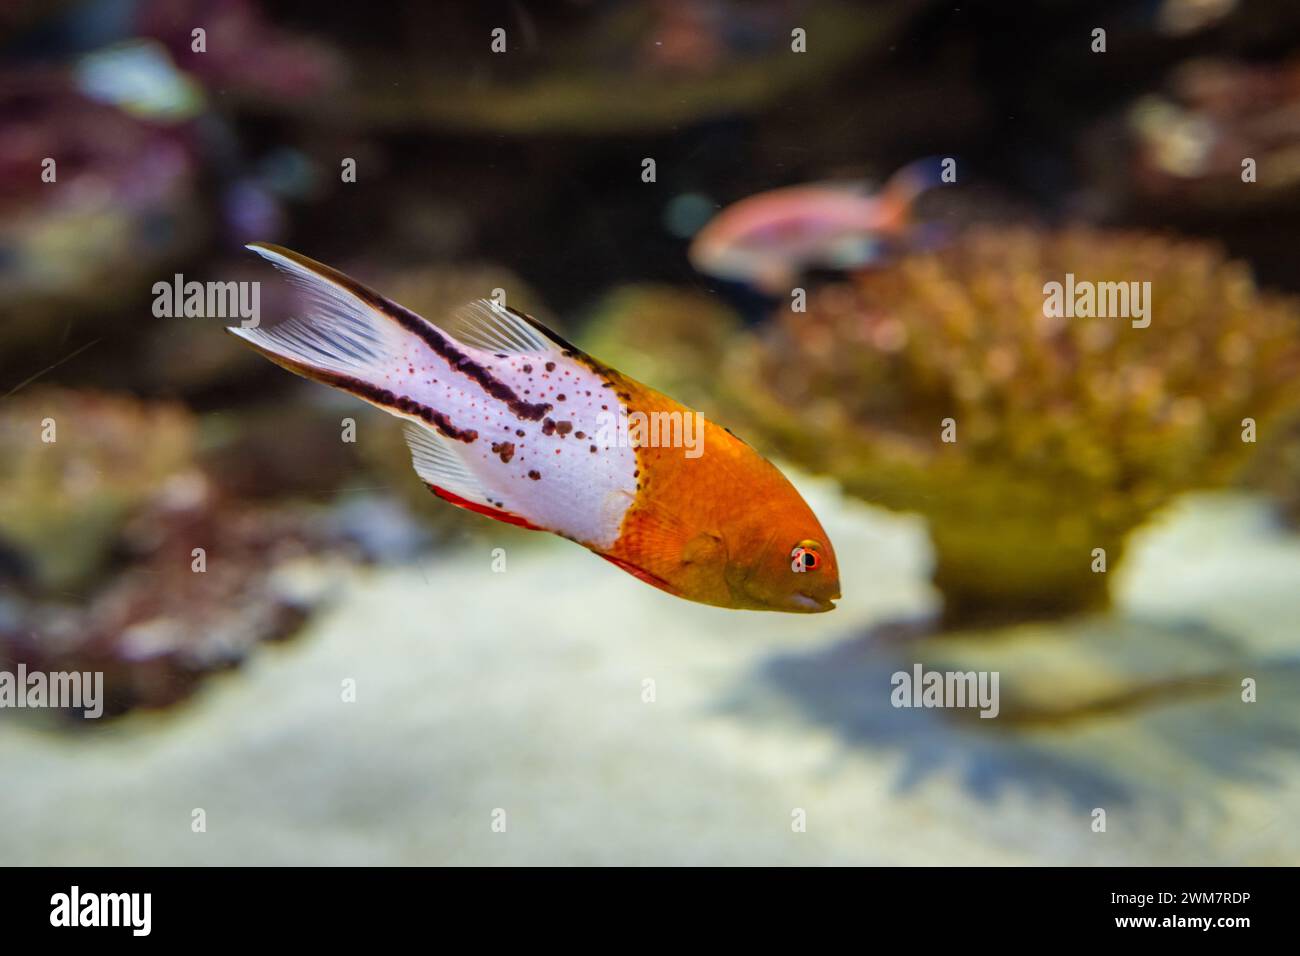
[790,540,823,572]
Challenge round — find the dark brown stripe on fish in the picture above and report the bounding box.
[332,373,479,443]
[237,334,478,443]
[262,247,552,422]
[384,307,552,421]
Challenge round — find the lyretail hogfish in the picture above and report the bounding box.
[231,244,840,612]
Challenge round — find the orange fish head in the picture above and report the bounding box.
[727,509,841,614]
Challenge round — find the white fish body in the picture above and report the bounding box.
[231,244,638,548]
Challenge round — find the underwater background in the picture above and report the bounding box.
[2,0,1299,865]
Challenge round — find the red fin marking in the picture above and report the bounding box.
[428,485,542,531]
[597,553,680,596]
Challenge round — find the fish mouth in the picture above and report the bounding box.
[791,590,837,613]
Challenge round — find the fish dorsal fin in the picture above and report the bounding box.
[443,299,552,355]
[445,299,614,380]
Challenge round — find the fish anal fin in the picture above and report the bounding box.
[404,423,539,530]
[428,485,542,531]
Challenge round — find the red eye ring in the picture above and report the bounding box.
[791,541,824,573]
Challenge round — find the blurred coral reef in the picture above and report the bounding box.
[581,284,741,415]
[0,390,355,717]
[720,228,1300,622]
[343,1,908,133]
[0,390,196,591]
[2,0,1300,864]
[1125,58,1300,208]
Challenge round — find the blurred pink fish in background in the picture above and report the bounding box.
[688,158,945,293]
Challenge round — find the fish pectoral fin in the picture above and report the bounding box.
[403,423,539,531]
[597,521,719,596]
[680,531,724,566]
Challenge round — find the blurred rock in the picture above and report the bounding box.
[0,389,196,592]
[1,474,351,719]
[197,397,362,502]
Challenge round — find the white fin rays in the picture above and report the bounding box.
[230,243,410,379]
[402,423,493,508]
[444,299,551,355]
